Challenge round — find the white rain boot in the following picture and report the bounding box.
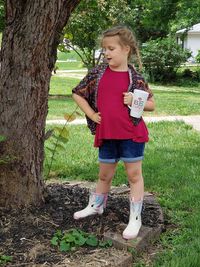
[73,192,108,220]
[122,197,143,239]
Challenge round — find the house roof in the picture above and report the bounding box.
[176,23,200,34]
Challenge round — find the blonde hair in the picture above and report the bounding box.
[101,25,142,71]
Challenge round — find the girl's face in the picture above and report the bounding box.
[102,35,130,71]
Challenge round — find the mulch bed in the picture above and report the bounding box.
[0,183,162,266]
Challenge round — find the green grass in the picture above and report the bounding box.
[47,98,83,120]
[44,124,97,180]
[50,76,80,95]
[149,88,200,116]
[56,50,86,70]
[55,61,85,70]
[57,50,83,61]
[48,78,200,119]
[44,121,200,266]
[145,122,200,267]
[151,83,200,92]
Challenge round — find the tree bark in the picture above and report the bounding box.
[0,0,80,208]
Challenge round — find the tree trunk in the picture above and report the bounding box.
[0,0,80,208]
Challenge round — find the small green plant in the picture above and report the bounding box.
[0,255,12,265]
[45,123,69,179]
[51,229,112,252]
[45,108,80,179]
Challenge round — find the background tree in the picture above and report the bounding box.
[59,0,131,69]
[125,0,180,43]
[170,0,200,33]
[59,0,200,69]
[0,0,80,208]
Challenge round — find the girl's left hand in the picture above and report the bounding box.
[123,92,133,106]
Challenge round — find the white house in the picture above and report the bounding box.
[176,23,200,61]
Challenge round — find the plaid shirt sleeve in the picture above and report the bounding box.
[71,66,100,135]
[72,67,98,102]
[135,78,153,99]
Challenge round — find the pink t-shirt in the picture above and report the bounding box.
[94,67,149,147]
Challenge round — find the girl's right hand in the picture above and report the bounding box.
[91,112,101,124]
[123,92,133,106]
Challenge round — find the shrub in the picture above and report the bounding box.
[195,50,200,63]
[181,68,200,82]
[141,37,191,82]
[182,68,195,78]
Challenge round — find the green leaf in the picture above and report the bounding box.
[74,234,86,246]
[60,240,71,252]
[53,127,63,135]
[99,239,112,247]
[52,134,68,144]
[53,127,69,139]
[86,235,98,247]
[71,229,81,236]
[55,230,63,238]
[0,135,6,142]
[56,143,66,151]
[77,229,87,237]
[46,147,55,154]
[59,127,69,139]
[106,239,112,247]
[51,236,59,246]
[64,113,76,122]
[0,159,8,164]
[63,233,75,243]
[0,255,12,263]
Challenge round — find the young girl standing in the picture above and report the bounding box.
[72,26,155,240]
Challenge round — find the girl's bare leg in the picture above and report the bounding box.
[124,161,144,201]
[96,162,117,193]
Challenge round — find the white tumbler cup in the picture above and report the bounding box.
[129,89,149,118]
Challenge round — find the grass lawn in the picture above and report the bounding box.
[57,50,83,61]
[55,61,85,70]
[56,50,85,70]
[47,98,84,120]
[50,76,80,95]
[48,77,200,119]
[147,84,200,116]
[44,121,200,266]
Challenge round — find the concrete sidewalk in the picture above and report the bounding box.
[46,115,200,132]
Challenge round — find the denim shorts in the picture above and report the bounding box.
[98,139,145,163]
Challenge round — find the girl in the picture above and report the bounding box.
[72,25,155,239]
